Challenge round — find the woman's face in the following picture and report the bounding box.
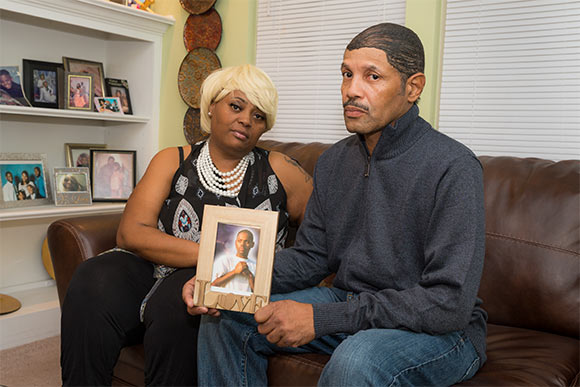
[21,172,28,182]
[208,90,268,157]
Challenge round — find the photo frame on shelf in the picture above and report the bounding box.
[193,205,279,314]
[94,97,124,114]
[65,143,107,168]
[0,153,52,209]
[90,149,136,202]
[22,60,62,109]
[105,78,133,115]
[0,66,31,107]
[64,72,94,111]
[53,167,92,206]
[62,57,106,99]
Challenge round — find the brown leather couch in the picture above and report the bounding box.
[48,140,580,386]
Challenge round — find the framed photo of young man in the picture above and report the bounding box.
[0,153,51,209]
[90,149,136,202]
[194,205,279,314]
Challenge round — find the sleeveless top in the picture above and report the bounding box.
[139,141,290,320]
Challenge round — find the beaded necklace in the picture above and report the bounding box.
[196,141,250,198]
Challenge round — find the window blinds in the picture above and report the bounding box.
[256,0,406,143]
[439,0,580,161]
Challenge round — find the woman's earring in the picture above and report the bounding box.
[208,111,212,117]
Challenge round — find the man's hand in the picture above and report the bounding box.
[255,300,315,347]
[182,275,221,317]
[234,261,247,274]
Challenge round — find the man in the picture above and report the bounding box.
[0,69,24,99]
[3,171,17,201]
[183,22,487,386]
[211,229,257,294]
[33,167,46,198]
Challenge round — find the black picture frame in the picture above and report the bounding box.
[90,149,136,202]
[105,78,133,115]
[22,60,62,109]
[63,57,106,99]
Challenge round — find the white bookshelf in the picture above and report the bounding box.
[0,0,173,348]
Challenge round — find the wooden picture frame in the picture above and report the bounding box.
[0,153,52,208]
[65,143,107,168]
[62,57,106,99]
[64,72,94,111]
[53,167,92,206]
[105,78,133,114]
[90,149,136,202]
[194,205,279,314]
[22,59,62,109]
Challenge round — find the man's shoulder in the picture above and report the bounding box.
[317,135,360,164]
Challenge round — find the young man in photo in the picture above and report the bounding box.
[3,171,17,201]
[211,229,257,295]
[183,22,487,386]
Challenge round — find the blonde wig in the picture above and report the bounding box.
[199,64,278,134]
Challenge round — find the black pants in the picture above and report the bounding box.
[60,250,199,386]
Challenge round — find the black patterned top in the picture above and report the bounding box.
[153,141,290,278]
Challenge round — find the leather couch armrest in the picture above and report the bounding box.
[47,213,122,307]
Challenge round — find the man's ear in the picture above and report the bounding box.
[406,73,426,104]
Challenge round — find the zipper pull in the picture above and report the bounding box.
[364,155,371,177]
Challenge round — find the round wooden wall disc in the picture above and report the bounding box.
[184,9,222,51]
[179,0,216,15]
[0,294,22,315]
[183,107,209,144]
[178,48,221,109]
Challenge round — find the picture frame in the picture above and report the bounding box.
[62,57,106,99]
[105,78,133,115]
[0,66,31,106]
[194,205,279,314]
[22,59,62,109]
[53,167,92,206]
[90,149,136,202]
[0,153,52,209]
[94,97,123,114]
[65,143,107,168]
[65,72,94,111]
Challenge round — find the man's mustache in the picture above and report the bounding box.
[343,99,369,112]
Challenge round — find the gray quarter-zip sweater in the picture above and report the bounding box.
[272,104,487,363]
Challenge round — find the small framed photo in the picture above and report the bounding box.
[63,57,106,99]
[22,60,62,109]
[105,78,133,114]
[0,66,30,106]
[53,167,92,206]
[0,153,51,209]
[94,97,123,114]
[90,149,136,202]
[65,143,107,168]
[65,72,94,111]
[194,205,279,314]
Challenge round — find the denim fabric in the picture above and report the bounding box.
[197,287,480,387]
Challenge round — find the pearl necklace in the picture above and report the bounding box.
[196,141,250,197]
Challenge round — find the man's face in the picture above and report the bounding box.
[0,74,13,89]
[5,173,13,183]
[341,47,412,138]
[235,231,254,258]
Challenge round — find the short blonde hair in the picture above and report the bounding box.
[199,64,278,133]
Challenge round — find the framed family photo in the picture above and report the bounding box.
[90,149,136,202]
[0,153,51,209]
[94,97,123,114]
[65,72,94,111]
[65,143,107,168]
[22,59,62,109]
[63,57,106,99]
[53,167,92,206]
[105,78,133,114]
[193,205,279,314]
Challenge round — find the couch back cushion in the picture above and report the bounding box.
[478,156,579,338]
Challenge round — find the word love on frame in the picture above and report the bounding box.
[194,205,279,314]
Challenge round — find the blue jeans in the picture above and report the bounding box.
[198,287,481,386]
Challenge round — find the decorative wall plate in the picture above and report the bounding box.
[178,48,221,108]
[183,107,209,144]
[184,8,222,51]
[179,0,216,15]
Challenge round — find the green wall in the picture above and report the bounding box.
[153,0,444,149]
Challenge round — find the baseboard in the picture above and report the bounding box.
[0,284,60,350]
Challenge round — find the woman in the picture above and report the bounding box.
[60,64,313,386]
[18,171,35,199]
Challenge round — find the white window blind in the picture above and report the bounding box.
[256,0,406,143]
[439,0,580,161]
